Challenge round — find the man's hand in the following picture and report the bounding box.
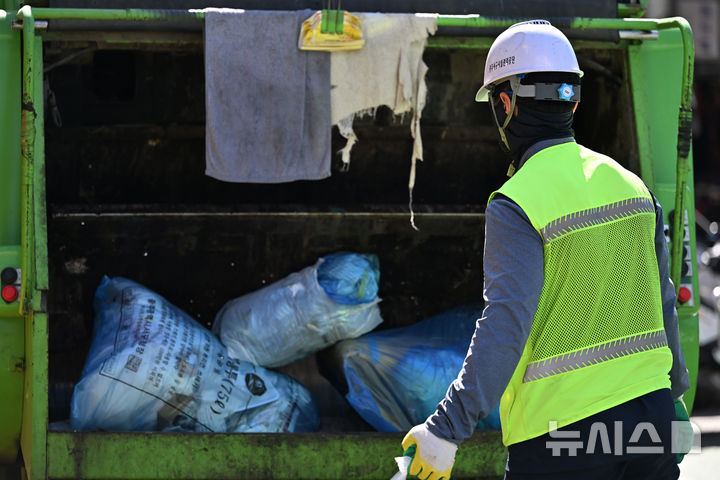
[401,424,458,480]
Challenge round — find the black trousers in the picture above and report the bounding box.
[505,452,679,479]
[505,389,680,480]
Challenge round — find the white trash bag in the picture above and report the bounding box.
[70,276,319,433]
[213,252,383,368]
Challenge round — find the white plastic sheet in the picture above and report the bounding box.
[213,253,383,367]
[389,456,412,480]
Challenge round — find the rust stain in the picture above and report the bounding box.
[21,101,36,115]
[12,357,25,373]
[677,108,692,160]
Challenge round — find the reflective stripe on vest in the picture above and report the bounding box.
[541,197,656,244]
[523,330,668,383]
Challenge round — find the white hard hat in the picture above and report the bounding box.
[475,20,583,102]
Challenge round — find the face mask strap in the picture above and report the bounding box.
[489,93,510,151]
[489,76,522,152]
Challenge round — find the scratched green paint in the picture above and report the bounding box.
[46,431,506,480]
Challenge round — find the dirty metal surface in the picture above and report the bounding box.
[46,429,506,479]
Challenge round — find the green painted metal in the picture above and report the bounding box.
[0,314,24,464]
[618,2,648,18]
[677,196,700,414]
[665,20,695,297]
[20,47,48,480]
[0,247,24,466]
[21,312,48,480]
[31,45,48,299]
[627,26,699,412]
[30,7,204,22]
[435,15,658,30]
[0,10,21,246]
[16,7,48,479]
[0,8,24,468]
[46,431,505,480]
[5,8,675,36]
[18,5,35,316]
[426,36,494,49]
[425,36,629,51]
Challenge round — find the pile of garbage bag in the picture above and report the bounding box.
[70,276,319,433]
[212,252,383,368]
[71,253,495,435]
[322,303,501,432]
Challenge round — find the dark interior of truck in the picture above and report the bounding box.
[42,27,637,430]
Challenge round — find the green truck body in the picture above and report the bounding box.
[0,1,700,478]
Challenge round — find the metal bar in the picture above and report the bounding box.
[17,5,34,315]
[29,7,204,22]
[426,36,630,50]
[24,48,49,478]
[434,15,661,31]
[11,9,663,41]
[31,36,48,297]
[10,20,47,30]
[50,211,487,219]
[7,9,659,32]
[658,18,695,296]
[21,312,50,480]
[39,31,203,51]
[5,8,668,34]
[619,29,658,40]
[568,17,658,30]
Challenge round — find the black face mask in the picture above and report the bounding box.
[491,100,575,174]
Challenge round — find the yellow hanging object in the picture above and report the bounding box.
[298,10,365,51]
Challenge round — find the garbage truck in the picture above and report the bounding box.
[0,0,701,478]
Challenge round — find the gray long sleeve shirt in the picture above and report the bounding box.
[426,140,690,445]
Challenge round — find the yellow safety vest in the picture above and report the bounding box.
[489,141,673,446]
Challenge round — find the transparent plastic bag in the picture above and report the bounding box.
[70,276,319,433]
[323,303,501,432]
[213,253,383,368]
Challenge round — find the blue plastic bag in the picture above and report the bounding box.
[325,303,501,432]
[317,252,380,305]
[213,253,383,368]
[70,276,319,433]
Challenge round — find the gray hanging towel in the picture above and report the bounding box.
[204,8,331,183]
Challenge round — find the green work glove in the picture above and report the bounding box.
[674,397,691,464]
[401,424,458,480]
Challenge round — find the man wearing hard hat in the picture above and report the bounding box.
[400,20,690,480]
